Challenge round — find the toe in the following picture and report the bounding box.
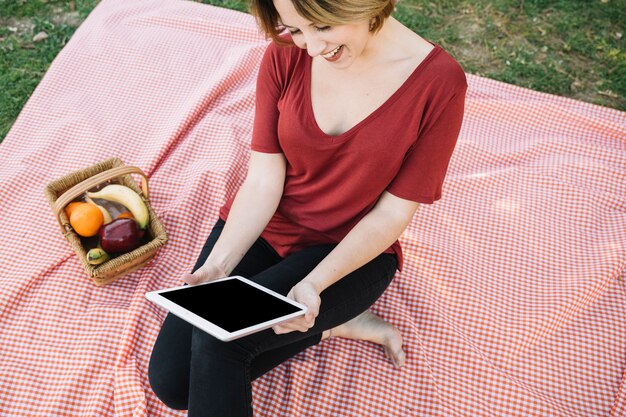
[384,346,406,368]
[395,349,406,368]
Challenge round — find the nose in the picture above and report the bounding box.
[304,36,326,57]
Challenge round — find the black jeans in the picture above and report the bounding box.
[148,219,397,417]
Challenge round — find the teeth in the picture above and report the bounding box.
[323,45,342,58]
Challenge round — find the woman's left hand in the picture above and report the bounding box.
[272,281,320,334]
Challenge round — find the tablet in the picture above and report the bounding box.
[145,276,307,341]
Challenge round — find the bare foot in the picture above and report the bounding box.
[322,311,406,368]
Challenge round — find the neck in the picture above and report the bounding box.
[345,18,405,73]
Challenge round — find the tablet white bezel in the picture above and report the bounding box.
[145,276,307,342]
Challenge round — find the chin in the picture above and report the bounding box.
[331,55,355,69]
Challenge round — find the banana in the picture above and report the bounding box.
[84,196,113,224]
[87,185,150,229]
[87,247,110,265]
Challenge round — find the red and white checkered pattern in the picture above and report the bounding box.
[0,0,624,415]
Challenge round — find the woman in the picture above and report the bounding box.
[148,0,467,413]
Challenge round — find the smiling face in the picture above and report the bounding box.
[273,0,373,69]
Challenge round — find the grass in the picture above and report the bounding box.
[1,0,625,143]
[0,0,99,141]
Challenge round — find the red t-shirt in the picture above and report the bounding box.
[220,40,467,270]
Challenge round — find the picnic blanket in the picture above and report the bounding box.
[1,0,625,415]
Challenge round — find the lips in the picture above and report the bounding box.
[322,45,343,62]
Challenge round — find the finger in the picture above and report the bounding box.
[300,315,317,326]
[288,317,314,328]
[274,322,298,332]
[277,319,315,334]
[182,270,207,285]
[273,325,293,334]
[274,320,310,334]
[181,273,198,285]
[305,310,317,322]
[274,326,307,334]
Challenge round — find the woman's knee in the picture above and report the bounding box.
[148,354,189,410]
[147,314,193,410]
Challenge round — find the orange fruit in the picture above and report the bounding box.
[64,201,86,218]
[117,211,135,220]
[70,203,104,237]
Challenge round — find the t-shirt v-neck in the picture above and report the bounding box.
[305,44,442,142]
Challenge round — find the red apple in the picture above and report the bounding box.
[99,218,142,253]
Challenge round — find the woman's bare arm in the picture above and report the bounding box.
[185,151,286,283]
[301,191,420,294]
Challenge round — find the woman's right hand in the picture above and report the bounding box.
[182,260,228,285]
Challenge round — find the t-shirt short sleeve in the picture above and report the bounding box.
[387,75,467,204]
[250,43,284,154]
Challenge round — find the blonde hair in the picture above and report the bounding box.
[249,0,395,44]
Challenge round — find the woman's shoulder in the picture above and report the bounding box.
[390,22,466,94]
[264,34,306,62]
[261,35,308,77]
[425,44,468,93]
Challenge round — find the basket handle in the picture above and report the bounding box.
[53,165,150,234]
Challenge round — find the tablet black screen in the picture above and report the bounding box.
[159,278,302,333]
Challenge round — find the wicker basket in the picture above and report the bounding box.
[44,157,168,286]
